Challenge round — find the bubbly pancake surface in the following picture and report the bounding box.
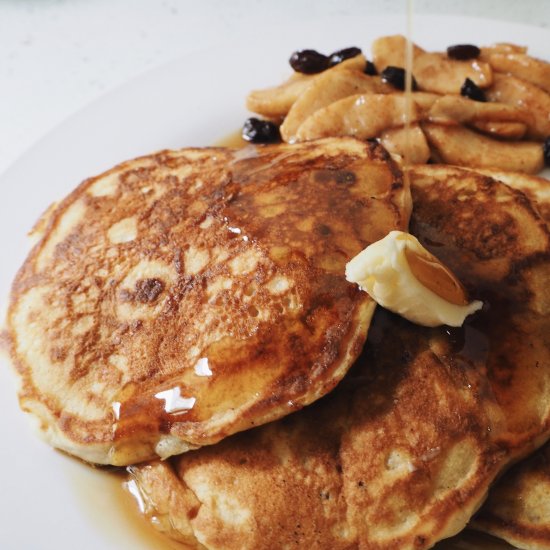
[7,138,410,466]
[127,166,550,549]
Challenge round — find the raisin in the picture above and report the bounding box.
[364,60,378,75]
[447,44,481,60]
[289,49,329,74]
[380,66,417,91]
[543,137,550,166]
[328,46,362,67]
[460,78,487,102]
[242,118,281,143]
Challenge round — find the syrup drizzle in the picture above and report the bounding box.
[404,0,415,172]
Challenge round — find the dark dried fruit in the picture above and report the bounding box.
[544,137,550,166]
[289,49,329,74]
[328,46,362,67]
[364,60,378,75]
[380,66,417,91]
[447,44,481,60]
[460,78,487,102]
[242,118,281,143]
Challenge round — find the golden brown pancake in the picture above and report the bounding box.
[7,138,410,466]
[469,167,550,550]
[126,165,550,549]
[473,441,550,550]
[410,165,550,454]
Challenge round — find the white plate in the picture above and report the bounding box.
[1,14,548,550]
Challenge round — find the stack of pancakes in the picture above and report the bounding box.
[6,138,550,548]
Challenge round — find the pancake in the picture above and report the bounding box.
[473,441,550,550]
[7,138,410,466]
[409,165,550,454]
[471,168,550,225]
[469,168,550,550]
[126,165,550,549]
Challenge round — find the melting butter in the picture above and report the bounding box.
[345,231,483,327]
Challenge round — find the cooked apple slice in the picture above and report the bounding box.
[407,92,441,116]
[486,52,550,94]
[480,43,528,57]
[295,94,419,142]
[371,35,425,72]
[486,73,550,139]
[280,69,389,142]
[332,54,369,72]
[428,95,532,126]
[470,120,527,140]
[246,55,368,119]
[246,73,313,119]
[380,124,431,164]
[422,122,544,174]
[414,52,493,94]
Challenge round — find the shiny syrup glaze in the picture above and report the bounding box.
[216,129,248,148]
[68,461,185,550]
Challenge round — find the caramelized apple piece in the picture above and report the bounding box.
[414,52,493,94]
[470,120,527,140]
[246,74,313,119]
[422,122,543,174]
[332,54,369,72]
[407,92,441,116]
[246,55,367,119]
[486,53,550,94]
[480,42,528,57]
[371,35,425,72]
[486,73,550,139]
[380,124,431,164]
[428,95,532,126]
[295,94,419,142]
[280,69,389,142]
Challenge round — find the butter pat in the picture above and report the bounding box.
[345,231,483,327]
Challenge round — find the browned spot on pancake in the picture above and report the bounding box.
[135,278,165,303]
[50,346,67,362]
[314,169,357,185]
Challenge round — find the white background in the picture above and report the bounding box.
[1,0,550,176]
